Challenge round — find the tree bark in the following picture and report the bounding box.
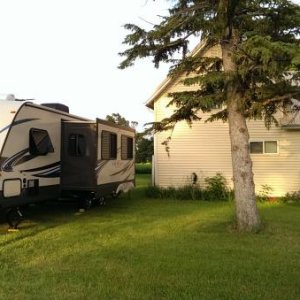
[222,40,261,232]
[227,98,261,231]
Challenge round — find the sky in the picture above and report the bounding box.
[0,0,299,132]
[0,0,171,131]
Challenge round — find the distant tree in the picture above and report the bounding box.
[106,113,153,162]
[120,0,300,231]
[136,132,154,163]
[130,121,139,129]
[106,113,130,127]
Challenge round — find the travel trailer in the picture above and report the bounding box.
[0,95,135,227]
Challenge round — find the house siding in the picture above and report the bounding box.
[153,86,300,197]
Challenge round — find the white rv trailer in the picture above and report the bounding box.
[0,96,135,226]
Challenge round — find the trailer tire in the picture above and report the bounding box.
[97,196,106,206]
[111,191,121,199]
[81,197,93,210]
[6,208,23,229]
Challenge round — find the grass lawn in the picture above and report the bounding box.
[0,174,299,299]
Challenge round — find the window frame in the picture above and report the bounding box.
[68,133,87,157]
[121,135,134,160]
[29,128,54,156]
[101,130,118,160]
[249,140,279,155]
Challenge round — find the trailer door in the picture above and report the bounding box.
[61,122,97,190]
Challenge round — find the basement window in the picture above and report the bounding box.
[250,141,278,154]
[101,131,117,160]
[121,135,134,160]
[29,128,54,155]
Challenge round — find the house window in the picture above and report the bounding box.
[249,141,278,154]
[121,135,134,160]
[68,134,86,157]
[264,141,278,153]
[29,128,54,155]
[249,142,263,154]
[101,131,117,159]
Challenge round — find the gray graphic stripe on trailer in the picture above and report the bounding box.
[32,165,61,178]
[1,148,30,171]
[21,161,60,173]
[0,118,39,134]
[0,124,11,134]
[110,161,134,176]
[95,160,109,176]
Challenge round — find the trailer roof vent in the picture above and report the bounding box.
[0,94,15,101]
[41,103,69,113]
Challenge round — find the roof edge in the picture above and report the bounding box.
[145,39,208,110]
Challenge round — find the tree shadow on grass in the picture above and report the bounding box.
[0,193,135,232]
[0,186,235,238]
[0,199,80,231]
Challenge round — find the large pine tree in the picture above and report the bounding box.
[119,0,300,231]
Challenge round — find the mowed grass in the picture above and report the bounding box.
[0,175,299,300]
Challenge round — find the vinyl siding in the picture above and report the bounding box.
[152,44,300,196]
[154,97,233,189]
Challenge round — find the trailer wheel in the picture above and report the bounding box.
[97,196,106,206]
[111,191,121,199]
[79,197,93,210]
[6,208,23,229]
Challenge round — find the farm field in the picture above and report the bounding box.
[0,174,299,299]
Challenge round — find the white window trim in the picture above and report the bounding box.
[249,140,279,155]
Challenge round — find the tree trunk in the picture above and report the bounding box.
[222,40,261,232]
[227,98,261,231]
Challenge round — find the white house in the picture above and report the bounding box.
[146,43,300,196]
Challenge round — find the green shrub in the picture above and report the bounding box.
[145,185,161,198]
[161,186,178,199]
[202,173,230,201]
[135,163,152,174]
[145,184,202,200]
[169,185,202,200]
[257,184,274,202]
[282,191,300,203]
[144,173,231,201]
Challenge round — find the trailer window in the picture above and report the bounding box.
[29,128,54,155]
[101,131,117,159]
[121,135,133,160]
[68,134,86,156]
